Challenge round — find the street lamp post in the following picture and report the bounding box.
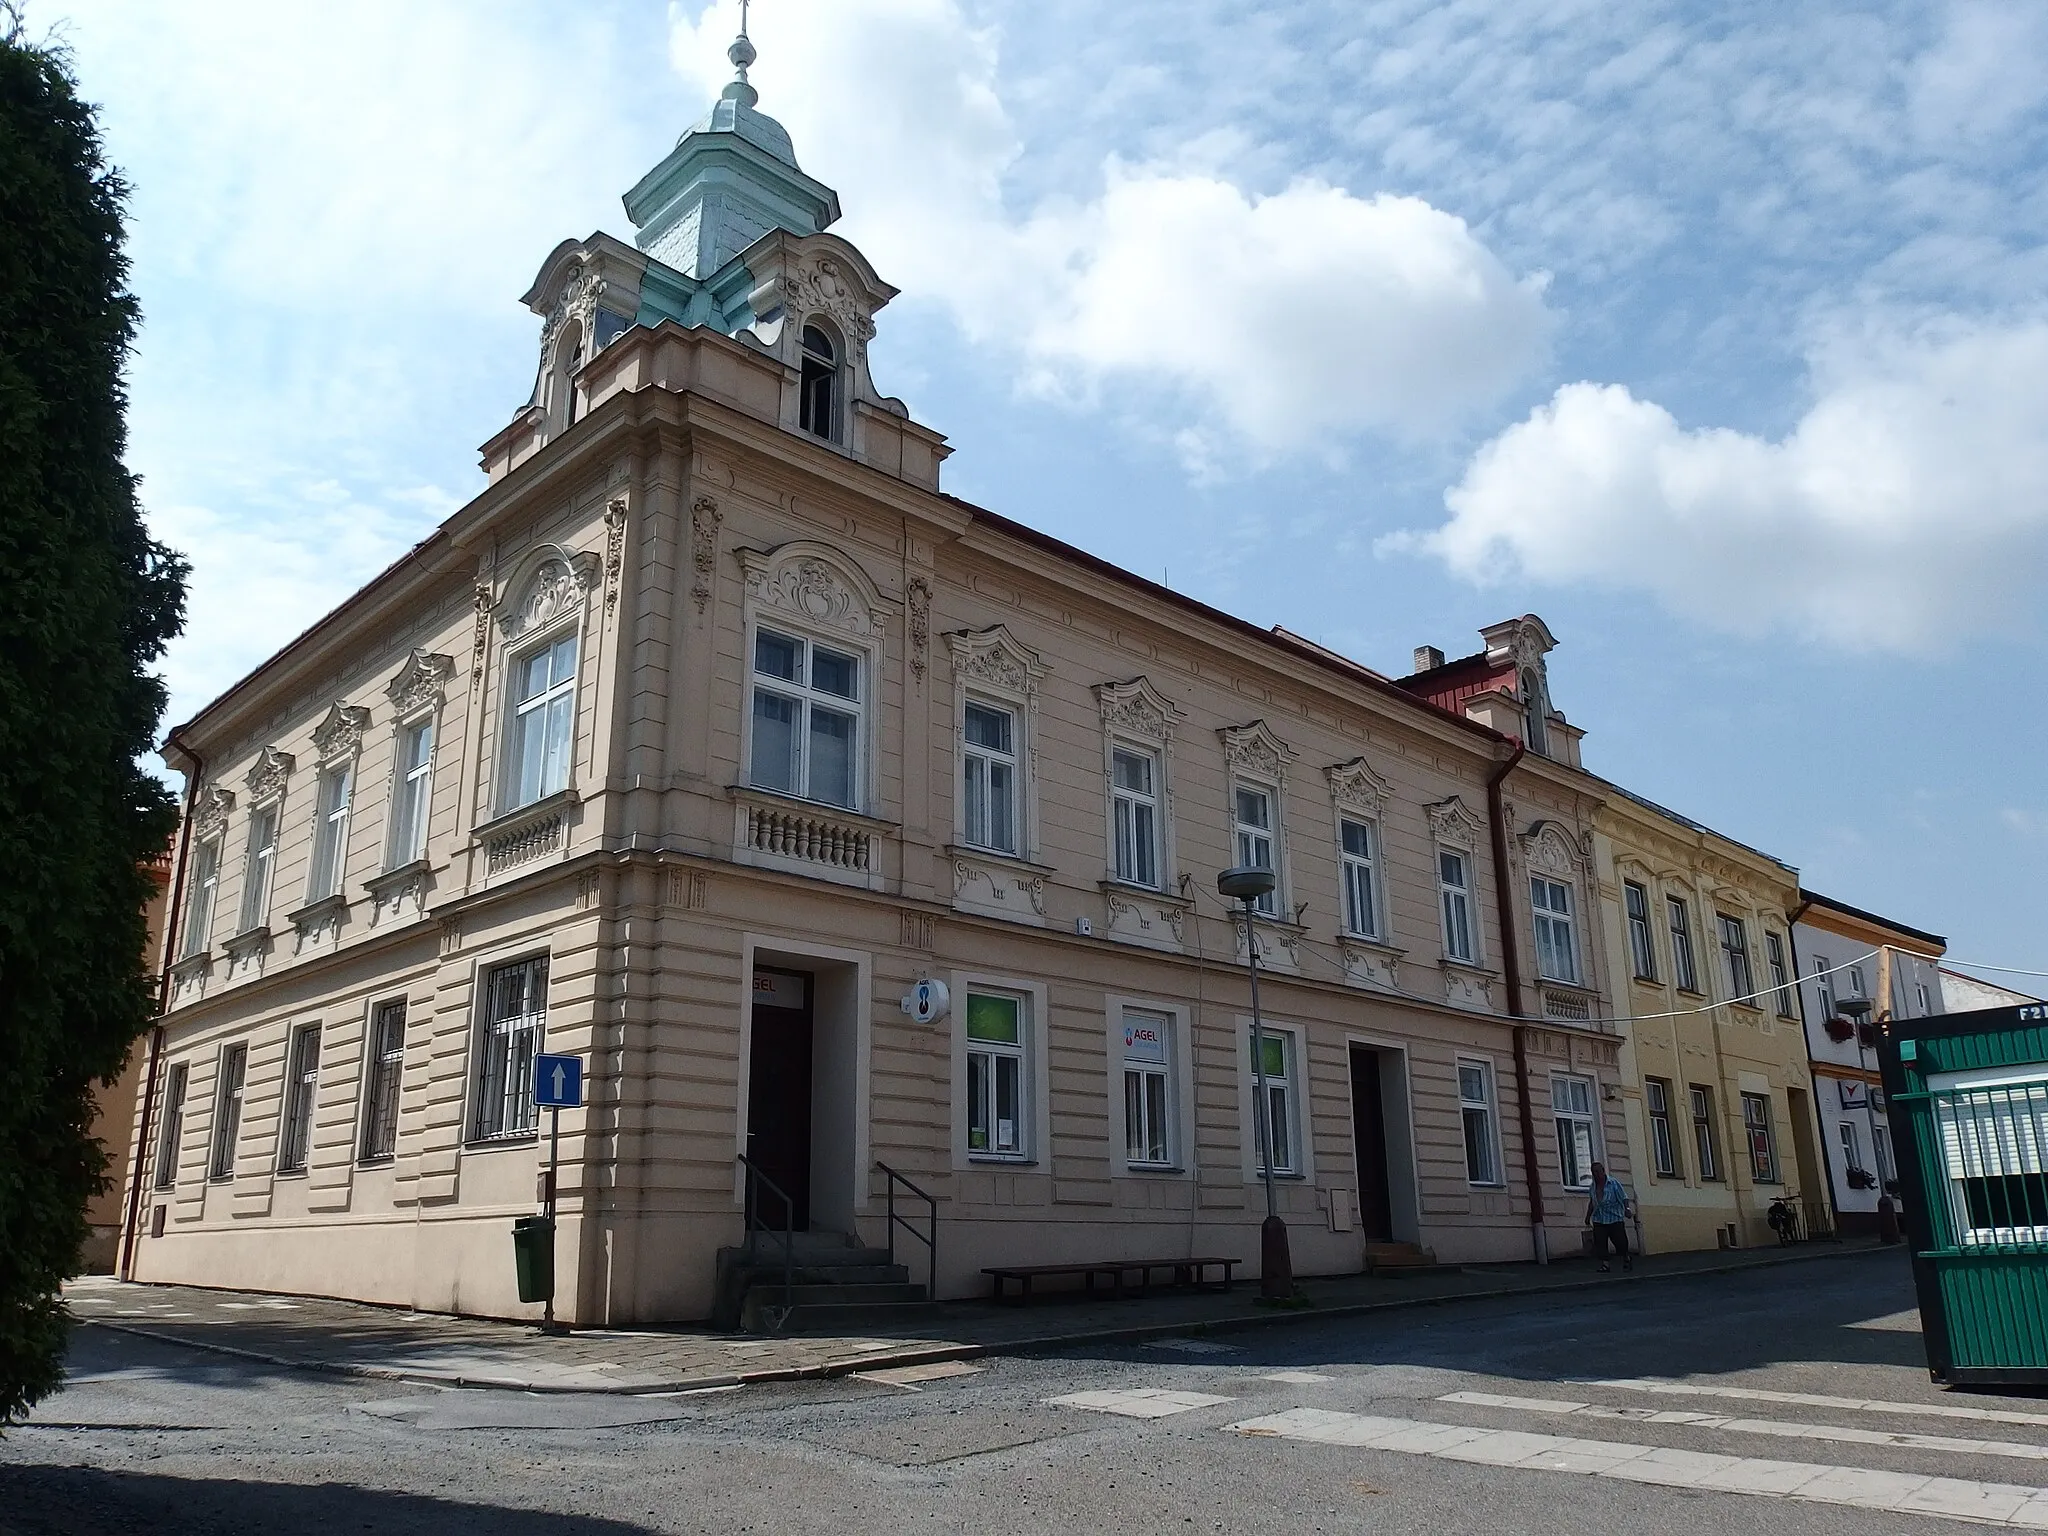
[1837,995,1899,1243]
[1218,865,1293,1301]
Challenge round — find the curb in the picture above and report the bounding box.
[81,1243,1899,1397]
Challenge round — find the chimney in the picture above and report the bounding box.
[1413,645,1445,673]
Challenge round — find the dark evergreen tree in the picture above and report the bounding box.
[0,12,187,1424]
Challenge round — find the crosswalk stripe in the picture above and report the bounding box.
[1594,1378,2048,1431]
[1227,1407,2048,1526]
[1444,1391,2048,1463]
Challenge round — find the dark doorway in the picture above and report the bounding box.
[1350,1045,1396,1242]
[746,968,814,1232]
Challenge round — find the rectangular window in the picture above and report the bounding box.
[748,627,859,809]
[1766,932,1795,1017]
[1459,1061,1500,1186]
[1667,897,1699,992]
[1848,965,1868,1000]
[1839,1119,1862,1177]
[1531,877,1578,983]
[506,633,577,810]
[1873,1123,1895,1184]
[277,1024,322,1174]
[1813,957,1836,1020]
[388,719,433,867]
[154,1063,188,1190]
[360,998,406,1163]
[1690,1085,1720,1180]
[1439,849,1475,963]
[961,700,1018,854]
[239,805,278,931]
[965,991,1027,1158]
[1624,881,1657,981]
[1249,1031,1296,1175]
[1915,982,1932,1016]
[307,765,353,902]
[182,839,221,957]
[210,1043,247,1179]
[1121,1009,1174,1168]
[1742,1092,1778,1181]
[1552,1073,1597,1190]
[1110,747,1160,888]
[1232,783,1279,916]
[1646,1077,1678,1177]
[1719,913,1754,1002]
[471,956,546,1141]
[1339,818,1381,939]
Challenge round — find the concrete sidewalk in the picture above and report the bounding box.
[68,1242,1903,1396]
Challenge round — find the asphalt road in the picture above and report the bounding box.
[6,1248,2043,1535]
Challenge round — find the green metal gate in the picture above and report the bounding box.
[1881,1004,2048,1387]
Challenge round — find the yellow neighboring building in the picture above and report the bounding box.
[1592,791,1830,1252]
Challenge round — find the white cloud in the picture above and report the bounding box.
[669,0,1549,461]
[1400,317,2048,653]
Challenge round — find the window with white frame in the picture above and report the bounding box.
[277,1023,322,1174]
[1531,876,1578,983]
[1121,1009,1175,1168]
[1110,746,1161,888]
[1232,783,1279,916]
[1646,1077,1678,1177]
[1690,1084,1720,1179]
[748,626,860,810]
[504,632,577,811]
[1848,964,1868,1000]
[359,998,406,1163]
[1813,956,1836,1019]
[1873,1122,1896,1183]
[154,1062,188,1190]
[1249,1030,1297,1175]
[965,990,1028,1158]
[238,805,279,931]
[388,719,433,868]
[798,322,840,440]
[1668,896,1699,992]
[1915,982,1932,1016]
[1742,1092,1778,1181]
[1719,913,1755,1001]
[1552,1073,1598,1189]
[210,1042,247,1179]
[306,764,353,902]
[1339,817,1382,940]
[471,956,546,1141]
[182,839,221,957]
[1839,1119,1862,1177]
[1624,881,1657,981]
[961,699,1019,854]
[1438,849,1476,963]
[1766,931,1796,1017]
[1459,1060,1500,1186]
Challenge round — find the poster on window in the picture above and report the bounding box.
[1122,1017,1167,1063]
[1839,1080,1868,1111]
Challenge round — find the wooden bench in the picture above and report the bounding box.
[983,1256,1238,1304]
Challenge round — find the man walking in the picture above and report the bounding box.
[1584,1161,1633,1273]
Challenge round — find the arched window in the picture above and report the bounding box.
[548,320,584,436]
[1520,665,1550,755]
[799,322,839,440]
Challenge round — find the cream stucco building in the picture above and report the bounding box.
[121,37,1660,1325]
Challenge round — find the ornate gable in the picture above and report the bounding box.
[194,787,235,842]
[244,747,295,806]
[1095,676,1184,744]
[312,704,371,765]
[1427,795,1485,849]
[494,545,603,641]
[736,540,885,641]
[1521,819,1587,878]
[386,650,456,716]
[945,624,1048,697]
[1325,756,1393,816]
[1220,720,1296,782]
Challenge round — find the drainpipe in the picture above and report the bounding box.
[1785,899,1841,1239]
[120,734,201,1281]
[1486,742,1546,1262]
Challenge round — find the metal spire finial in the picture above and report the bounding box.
[728,0,756,83]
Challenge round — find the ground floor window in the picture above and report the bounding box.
[966,991,1028,1158]
[1645,1077,1677,1177]
[1459,1060,1499,1186]
[1121,1009,1174,1168]
[1552,1073,1597,1190]
[276,1024,322,1174]
[154,1063,188,1190]
[210,1043,247,1179]
[1742,1092,1778,1182]
[471,956,546,1141]
[360,998,406,1163]
[1690,1085,1721,1180]
[1250,1030,1297,1175]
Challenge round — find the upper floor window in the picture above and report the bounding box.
[1110,747,1161,888]
[1439,850,1476,963]
[238,806,278,932]
[505,633,577,810]
[307,765,353,902]
[1765,931,1796,1017]
[388,719,433,868]
[961,700,1018,854]
[1624,881,1657,981]
[182,839,221,957]
[1520,665,1550,756]
[1232,783,1279,916]
[798,323,839,440]
[1813,955,1836,1019]
[1719,913,1754,1001]
[1668,896,1699,992]
[1848,964,1868,1000]
[749,626,860,809]
[1531,876,1578,984]
[1339,817,1382,940]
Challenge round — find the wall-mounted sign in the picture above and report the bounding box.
[752,970,807,1010]
[902,977,950,1024]
[1122,1018,1167,1064]
[1839,1080,1869,1111]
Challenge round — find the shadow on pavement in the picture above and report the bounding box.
[0,1463,654,1536]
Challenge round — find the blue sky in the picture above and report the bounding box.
[51,0,2048,979]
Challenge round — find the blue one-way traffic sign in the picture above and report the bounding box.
[533,1053,583,1109]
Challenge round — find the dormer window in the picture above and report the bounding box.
[1519,665,1550,756]
[799,322,839,440]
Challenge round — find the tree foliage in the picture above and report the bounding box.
[0,18,187,1424]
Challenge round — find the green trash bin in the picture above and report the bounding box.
[512,1214,555,1304]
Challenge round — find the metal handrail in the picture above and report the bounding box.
[877,1161,938,1302]
[736,1153,796,1328]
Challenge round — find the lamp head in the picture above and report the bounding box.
[1217,865,1277,904]
[1836,996,1874,1020]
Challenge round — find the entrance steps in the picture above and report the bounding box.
[713,1230,937,1333]
[1362,1240,1438,1276]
